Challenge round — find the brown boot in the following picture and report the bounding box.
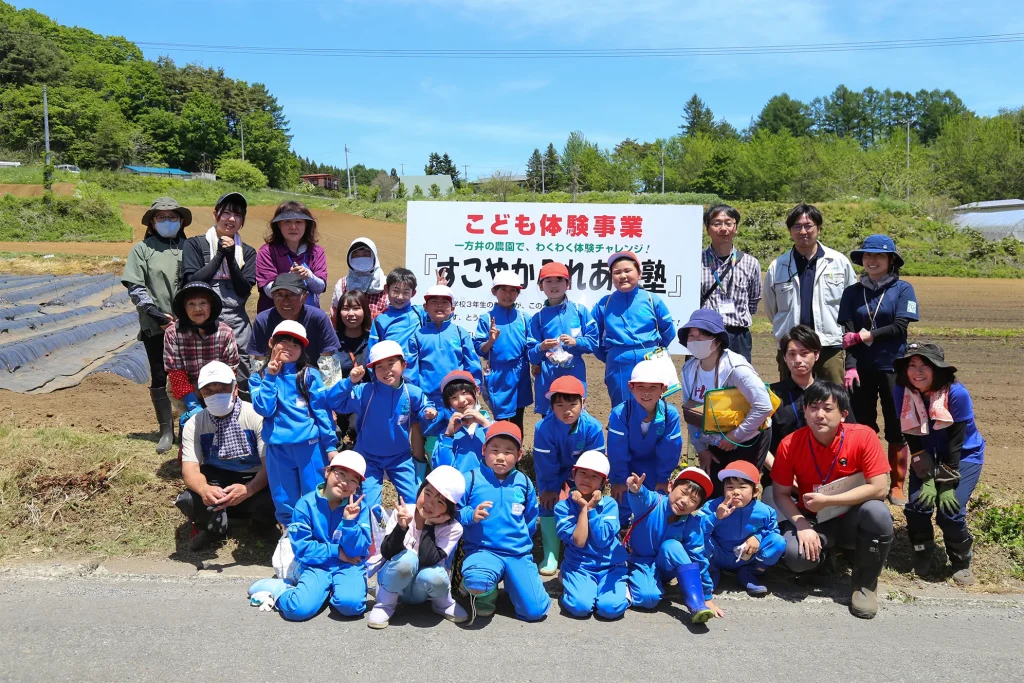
[887,443,909,507]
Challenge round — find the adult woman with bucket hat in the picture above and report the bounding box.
[839,235,919,506]
[182,192,258,388]
[894,343,985,585]
[121,197,191,454]
[254,201,328,314]
[678,308,774,498]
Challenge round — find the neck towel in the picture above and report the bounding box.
[206,226,244,279]
[900,386,953,436]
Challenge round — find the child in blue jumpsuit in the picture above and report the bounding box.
[839,235,919,506]
[533,375,605,576]
[527,261,598,415]
[699,460,785,596]
[431,370,491,474]
[326,340,437,515]
[248,451,370,621]
[474,270,532,433]
[608,359,684,527]
[368,267,424,354]
[458,421,550,624]
[592,251,676,407]
[555,451,629,620]
[623,467,722,623]
[250,321,339,525]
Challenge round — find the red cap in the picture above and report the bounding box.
[545,375,586,400]
[717,460,760,484]
[484,420,522,447]
[441,369,477,393]
[672,467,713,498]
[607,250,641,269]
[538,261,570,285]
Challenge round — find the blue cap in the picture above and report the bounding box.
[677,308,729,349]
[851,234,903,269]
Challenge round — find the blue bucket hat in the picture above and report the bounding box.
[677,308,729,350]
[851,234,904,269]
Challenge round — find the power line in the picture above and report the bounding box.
[3,25,1023,59]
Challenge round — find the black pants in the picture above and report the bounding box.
[850,368,904,445]
[781,499,893,573]
[725,326,752,363]
[176,465,276,532]
[506,407,526,435]
[707,427,772,498]
[141,330,167,389]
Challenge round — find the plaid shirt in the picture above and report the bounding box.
[699,247,763,328]
[163,321,240,387]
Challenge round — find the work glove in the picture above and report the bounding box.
[936,483,960,516]
[844,369,860,391]
[249,591,276,612]
[917,479,938,509]
[842,332,863,349]
[179,392,203,428]
[909,450,935,480]
[207,507,229,535]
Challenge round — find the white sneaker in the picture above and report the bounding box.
[367,588,399,629]
[431,594,468,623]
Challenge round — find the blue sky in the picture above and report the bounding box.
[15,0,1024,179]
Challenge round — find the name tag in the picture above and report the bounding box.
[511,503,525,516]
[296,398,307,409]
[719,301,736,315]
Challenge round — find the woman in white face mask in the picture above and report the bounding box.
[678,308,775,498]
[121,196,191,455]
[330,237,389,326]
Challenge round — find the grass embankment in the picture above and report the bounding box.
[0,185,131,242]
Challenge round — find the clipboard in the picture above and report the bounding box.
[813,472,866,523]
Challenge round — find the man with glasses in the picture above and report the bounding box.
[763,203,856,385]
[699,204,762,362]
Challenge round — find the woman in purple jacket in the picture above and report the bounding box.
[255,201,328,313]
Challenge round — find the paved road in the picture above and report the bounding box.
[2,574,1023,682]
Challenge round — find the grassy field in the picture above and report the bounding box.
[0,184,132,242]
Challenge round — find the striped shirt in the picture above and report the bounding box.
[699,246,763,328]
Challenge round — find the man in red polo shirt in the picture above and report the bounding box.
[771,380,893,619]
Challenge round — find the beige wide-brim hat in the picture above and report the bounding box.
[141,197,192,228]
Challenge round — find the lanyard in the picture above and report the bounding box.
[287,251,308,269]
[706,248,737,291]
[788,390,801,426]
[862,288,886,330]
[808,426,845,485]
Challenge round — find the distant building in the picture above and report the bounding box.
[397,174,453,198]
[122,165,192,179]
[952,199,1024,242]
[301,174,341,191]
[468,174,529,191]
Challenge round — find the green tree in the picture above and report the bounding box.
[753,93,813,137]
[226,110,295,188]
[428,183,442,198]
[217,158,268,189]
[680,94,716,137]
[543,143,562,191]
[178,90,229,171]
[732,129,802,200]
[525,148,543,192]
[425,152,461,188]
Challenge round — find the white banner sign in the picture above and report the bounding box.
[405,201,703,354]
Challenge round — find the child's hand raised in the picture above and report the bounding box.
[716,497,740,520]
[571,490,587,507]
[446,412,465,436]
[266,348,283,376]
[587,490,602,509]
[472,501,493,523]
[348,364,366,383]
[395,496,413,528]
[626,472,646,494]
[435,267,448,285]
[343,494,365,521]
[424,407,438,421]
[488,317,500,342]
[461,408,489,428]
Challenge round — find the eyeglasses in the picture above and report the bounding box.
[709,220,737,228]
[790,223,818,232]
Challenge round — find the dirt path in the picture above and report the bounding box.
[0,183,75,197]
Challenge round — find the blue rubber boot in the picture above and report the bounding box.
[248,577,290,599]
[538,516,560,576]
[676,562,713,624]
[736,563,768,597]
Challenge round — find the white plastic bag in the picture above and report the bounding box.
[365,504,394,578]
[272,532,299,582]
[644,347,682,397]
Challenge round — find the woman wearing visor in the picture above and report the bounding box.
[255,202,328,314]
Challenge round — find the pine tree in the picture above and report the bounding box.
[681,94,716,137]
[525,148,543,192]
[543,143,562,191]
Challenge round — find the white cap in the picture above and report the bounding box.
[423,284,454,302]
[367,340,404,367]
[328,451,366,480]
[197,361,235,389]
[425,465,466,505]
[629,359,667,386]
[573,450,610,478]
[491,271,523,290]
[271,320,309,347]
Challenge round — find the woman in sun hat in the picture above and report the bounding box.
[894,342,984,586]
[121,196,192,454]
[255,201,328,314]
[839,234,919,506]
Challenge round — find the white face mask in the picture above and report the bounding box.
[205,392,235,417]
[155,220,180,238]
[687,339,718,360]
[349,256,374,272]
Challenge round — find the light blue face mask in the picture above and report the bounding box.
[155,220,180,238]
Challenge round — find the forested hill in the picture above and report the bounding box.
[0,1,297,187]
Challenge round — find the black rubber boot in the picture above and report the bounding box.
[850,530,893,620]
[943,527,976,586]
[907,528,935,578]
[150,387,175,454]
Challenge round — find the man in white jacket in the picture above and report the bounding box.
[763,204,856,385]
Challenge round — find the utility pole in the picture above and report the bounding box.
[344,144,352,198]
[400,163,404,175]
[660,148,665,194]
[240,118,245,161]
[42,85,52,190]
[463,164,469,185]
[541,158,546,194]
[905,118,911,201]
